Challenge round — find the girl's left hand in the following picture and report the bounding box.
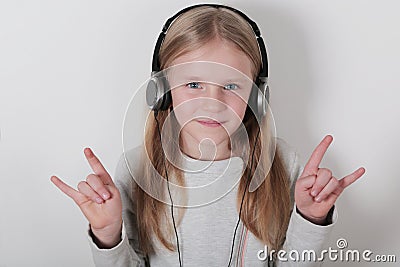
[294,135,366,225]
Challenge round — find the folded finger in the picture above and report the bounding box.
[86,174,111,201]
[310,168,333,197]
[314,176,340,202]
[77,180,104,204]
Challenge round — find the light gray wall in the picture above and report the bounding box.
[0,0,398,266]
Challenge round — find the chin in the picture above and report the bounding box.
[192,132,229,147]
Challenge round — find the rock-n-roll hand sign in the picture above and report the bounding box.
[295,135,366,225]
[50,148,123,248]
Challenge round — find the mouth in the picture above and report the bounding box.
[196,119,224,127]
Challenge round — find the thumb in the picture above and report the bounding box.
[296,175,316,192]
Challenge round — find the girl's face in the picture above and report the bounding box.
[168,38,254,160]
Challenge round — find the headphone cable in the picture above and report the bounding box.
[227,125,261,266]
[154,110,183,267]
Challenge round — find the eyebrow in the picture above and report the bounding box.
[222,77,252,84]
[177,75,252,85]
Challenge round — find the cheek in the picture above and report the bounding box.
[171,90,198,125]
[228,96,248,121]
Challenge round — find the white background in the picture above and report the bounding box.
[0,0,399,266]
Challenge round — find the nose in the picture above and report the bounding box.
[202,84,227,113]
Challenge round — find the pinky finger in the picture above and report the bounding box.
[50,175,86,205]
[340,167,366,189]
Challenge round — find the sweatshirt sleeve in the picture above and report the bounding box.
[276,138,338,267]
[87,149,148,267]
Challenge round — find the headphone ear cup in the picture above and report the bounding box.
[159,76,172,110]
[249,83,260,120]
[258,82,269,117]
[249,81,269,122]
[146,76,171,111]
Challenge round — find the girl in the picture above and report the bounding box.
[50,4,365,266]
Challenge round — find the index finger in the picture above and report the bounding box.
[301,135,333,177]
[84,147,114,186]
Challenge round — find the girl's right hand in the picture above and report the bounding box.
[50,147,123,248]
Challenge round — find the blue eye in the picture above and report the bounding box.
[223,84,238,90]
[186,82,202,89]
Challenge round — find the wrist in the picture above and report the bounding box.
[296,206,328,226]
[90,222,123,249]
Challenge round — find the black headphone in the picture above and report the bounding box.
[146,3,270,122]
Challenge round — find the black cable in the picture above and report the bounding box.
[154,109,268,266]
[154,110,183,267]
[227,125,263,267]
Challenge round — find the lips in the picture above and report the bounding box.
[196,119,224,127]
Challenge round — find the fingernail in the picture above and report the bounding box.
[315,196,321,202]
[102,192,110,200]
[311,190,317,197]
[96,197,103,204]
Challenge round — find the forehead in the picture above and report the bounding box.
[169,38,253,80]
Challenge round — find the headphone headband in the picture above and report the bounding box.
[151,3,268,79]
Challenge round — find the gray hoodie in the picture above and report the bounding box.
[87,137,337,266]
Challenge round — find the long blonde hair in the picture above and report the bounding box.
[134,5,291,255]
